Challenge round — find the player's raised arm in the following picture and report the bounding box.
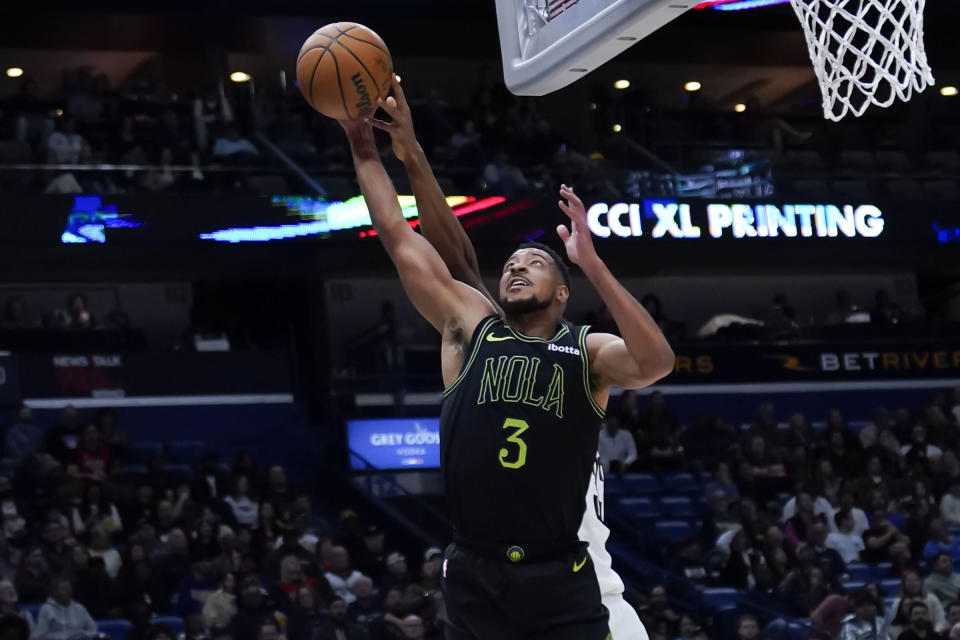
[367,76,500,311]
[555,184,675,390]
[339,119,494,333]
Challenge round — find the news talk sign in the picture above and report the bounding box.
[586,200,884,241]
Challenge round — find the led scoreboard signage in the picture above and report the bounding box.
[586,200,885,241]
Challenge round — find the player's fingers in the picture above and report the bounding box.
[377,96,398,117]
[365,117,392,132]
[558,200,575,220]
[392,74,408,108]
[559,185,583,208]
[556,224,571,242]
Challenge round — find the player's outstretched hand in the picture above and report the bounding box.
[556,184,598,268]
[366,74,421,164]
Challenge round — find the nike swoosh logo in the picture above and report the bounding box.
[573,556,587,573]
[486,334,515,342]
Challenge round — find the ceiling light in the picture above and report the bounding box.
[734,103,747,112]
[612,124,622,133]
[684,81,702,92]
[230,71,251,83]
[613,79,630,90]
[6,68,23,78]
[941,86,958,97]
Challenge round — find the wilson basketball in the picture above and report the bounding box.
[296,22,393,120]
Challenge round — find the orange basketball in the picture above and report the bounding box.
[296,22,393,120]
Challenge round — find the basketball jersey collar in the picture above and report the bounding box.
[499,316,569,343]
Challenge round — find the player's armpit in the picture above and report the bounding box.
[389,232,495,334]
[586,332,675,391]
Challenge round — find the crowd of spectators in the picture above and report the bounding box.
[0,403,447,640]
[602,387,960,640]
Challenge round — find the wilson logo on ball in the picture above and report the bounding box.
[351,72,372,112]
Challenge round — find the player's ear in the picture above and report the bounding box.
[555,284,569,305]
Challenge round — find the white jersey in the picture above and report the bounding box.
[579,454,649,640]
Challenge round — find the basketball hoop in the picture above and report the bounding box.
[495,0,934,120]
[789,0,934,121]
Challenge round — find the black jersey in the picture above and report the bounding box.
[439,315,605,549]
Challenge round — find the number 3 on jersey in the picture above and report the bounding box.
[498,418,529,469]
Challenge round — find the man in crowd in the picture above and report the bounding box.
[841,589,888,640]
[926,553,960,606]
[597,417,638,476]
[33,577,97,640]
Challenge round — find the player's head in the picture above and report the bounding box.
[499,243,570,318]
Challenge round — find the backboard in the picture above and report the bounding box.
[496,0,695,96]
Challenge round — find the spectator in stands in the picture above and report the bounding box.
[231,575,279,640]
[946,602,960,632]
[67,425,111,483]
[0,538,21,586]
[70,546,115,619]
[285,585,327,640]
[735,614,759,640]
[381,552,411,593]
[778,564,829,617]
[902,426,942,466]
[276,555,314,603]
[807,522,848,588]
[784,492,828,549]
[201,571,236,633]
[940,482,960,526]
[637,391,680,446]
[923,519,960,562]
[925,553,960,606]
[842,589,888,640]
[14,546,50,605]
[832,491,871,536]
[46,116,90,165]
[812,593,852,640]
[32,576,97,640]
[43,406,82,464]
[324,546,364,605]
[782,488,834,523]
[638,585,680,640]
[116,542,166,615]
[87,527,121,580]
[597,417,638,476]
[717,526,759,590]
[39,520,71,577]
[897,602,937,640]
[0,579,33,632]
[175,561,215,617]
[319,597,367,640]
[263,466,293,519]
[701,489,739,547]
[827,509,866,563]
[888,571,947,639]
[704,462,740,504]
[223,476,258,529]
[481,150,529,197]
[211,126,258,160]
[347,576,380,625]
[4,405,42,463]
[72,484,123,537]
[191,454,228,504]
[673,613,702,640]
[862,508,910,564]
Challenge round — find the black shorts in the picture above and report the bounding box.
[441,542,611,640]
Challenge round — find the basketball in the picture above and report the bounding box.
[296,22,393,120]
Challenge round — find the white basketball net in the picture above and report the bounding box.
[789,0,935,121]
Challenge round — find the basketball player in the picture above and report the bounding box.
[366,75,652,640]
[338,84,673,639]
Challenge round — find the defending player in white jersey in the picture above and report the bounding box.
[366,75,651,640]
